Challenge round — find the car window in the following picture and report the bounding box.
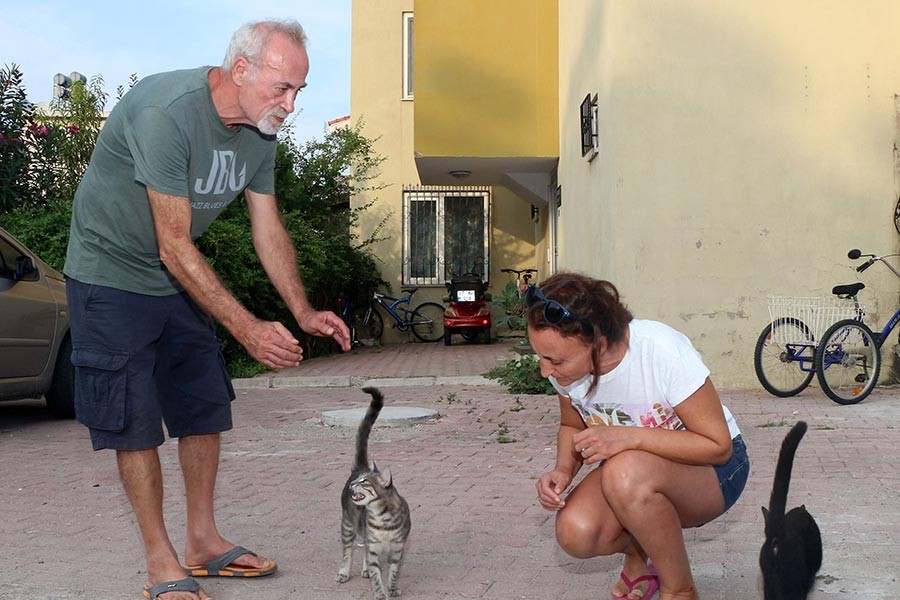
[0,235,38,282]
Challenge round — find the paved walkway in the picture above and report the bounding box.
[1,339,898,599]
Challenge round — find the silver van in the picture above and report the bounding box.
[0,226,74,418]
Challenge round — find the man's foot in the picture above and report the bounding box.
[184,544,276,577]
[142,577,211,600]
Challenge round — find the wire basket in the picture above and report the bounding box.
[766,296,863,344]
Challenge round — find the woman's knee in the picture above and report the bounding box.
[600,451,656,507]
[555,507,620,558]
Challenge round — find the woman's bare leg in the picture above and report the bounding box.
[555,469,653,599]
[601,450,724,600]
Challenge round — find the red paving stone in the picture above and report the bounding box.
[1,340,898,599]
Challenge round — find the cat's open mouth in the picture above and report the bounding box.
[352,492,365,502]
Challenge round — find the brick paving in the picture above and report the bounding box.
[1,339,898,599]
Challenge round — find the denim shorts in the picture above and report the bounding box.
[66,278,235,451]
[714,434,750,514]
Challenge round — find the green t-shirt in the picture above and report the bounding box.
[65,67,276,295]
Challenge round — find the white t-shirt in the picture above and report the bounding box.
[550,319,741,439]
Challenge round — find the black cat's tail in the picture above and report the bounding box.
[354,386,384,471]
[765,420,808,536]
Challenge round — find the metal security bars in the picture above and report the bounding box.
[402,186,491,286]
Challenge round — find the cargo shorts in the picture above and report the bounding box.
[66,278,235,451]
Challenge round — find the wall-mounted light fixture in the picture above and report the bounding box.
[530,204,539,222]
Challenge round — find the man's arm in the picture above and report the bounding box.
[245,189,351,350]
[147,187,304,369]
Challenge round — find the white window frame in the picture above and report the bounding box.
[402,12,414,100]
[402,186,491,286]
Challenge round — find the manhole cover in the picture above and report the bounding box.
[321,407,438,427]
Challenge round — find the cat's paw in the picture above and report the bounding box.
[336,572,350,584]
[362,569,370,578]
[389,588,402,597]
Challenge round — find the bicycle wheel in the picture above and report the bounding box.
[894,194,900,235]
[409,302,446,342]
[815,319,881,405]
[352,304,384,345]
[753,318,815,397]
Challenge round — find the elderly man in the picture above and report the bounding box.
[64,19,349,600]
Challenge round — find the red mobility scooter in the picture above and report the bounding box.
[443,273,492,345]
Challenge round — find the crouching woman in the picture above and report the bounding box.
[529,273,749,600]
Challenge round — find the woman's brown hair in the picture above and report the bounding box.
[525,272,633,392]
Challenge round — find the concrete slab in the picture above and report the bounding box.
[321,406,440,427]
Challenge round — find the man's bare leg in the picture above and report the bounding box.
[179,433,272,571]
[117,449,210,600]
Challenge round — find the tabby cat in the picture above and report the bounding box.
[337,387,411,600]
[759,420,822,599]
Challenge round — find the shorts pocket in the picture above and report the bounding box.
[217,349,236,402]
[71,348,129,432]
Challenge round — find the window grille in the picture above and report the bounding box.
[580,93,598,158]
[402,186,490,285]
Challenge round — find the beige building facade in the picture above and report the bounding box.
[352,0,900,387]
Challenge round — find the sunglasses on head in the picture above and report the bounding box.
[524,285,594,336]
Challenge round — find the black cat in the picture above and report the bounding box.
[760,421,822,599]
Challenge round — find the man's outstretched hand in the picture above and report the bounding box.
[298,310,352,352]
[239,319,304,369]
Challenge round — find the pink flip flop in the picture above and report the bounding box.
[612,563,659,600]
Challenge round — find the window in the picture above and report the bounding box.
[580,93,598,160]
[403,187,490,285]
[402,12,414,100]
[0,235,37,281]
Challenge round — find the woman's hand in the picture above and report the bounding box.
[536,468,573,511]
[571,425,635,465]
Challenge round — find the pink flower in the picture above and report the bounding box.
[26,122,48,137]
[66,125,80,135]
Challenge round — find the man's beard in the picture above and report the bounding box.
[257,108,289,135]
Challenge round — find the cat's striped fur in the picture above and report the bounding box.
[337,387,411,599]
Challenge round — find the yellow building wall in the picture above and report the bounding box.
[414,0,558,159]
[557,1,900,387]
[351,0,425,343]
[351,0,543,342]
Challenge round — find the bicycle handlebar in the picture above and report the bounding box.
[848,249,900,278]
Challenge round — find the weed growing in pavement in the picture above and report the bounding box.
[758,419,790,428]
[437,392,475,406]
[484,355,555,395]
[495,421,517,443]
[509,398,526,412]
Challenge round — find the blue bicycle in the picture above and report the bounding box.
[352,288,446,344]
[754,248,900,404]
[813,248,900,404]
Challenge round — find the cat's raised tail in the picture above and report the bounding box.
[764,420,807,536]
[355,387,384,472]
